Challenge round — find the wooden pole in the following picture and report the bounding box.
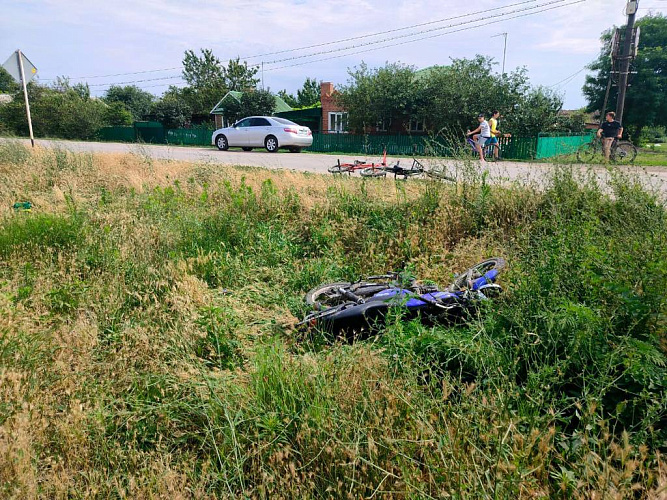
[615,1,638,125]
[17,49,35,148]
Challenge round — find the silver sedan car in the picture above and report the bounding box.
[211,116,313,153]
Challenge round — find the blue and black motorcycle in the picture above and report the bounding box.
[299,258,505,338]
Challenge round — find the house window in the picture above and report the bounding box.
[409,118,425,132]
[328,112,348,133]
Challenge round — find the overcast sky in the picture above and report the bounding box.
[1,0,665,108]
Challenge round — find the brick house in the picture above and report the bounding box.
[274,80,424,135]
[319,81,425,135]
[273,81,348,134]
[320,82,348,134]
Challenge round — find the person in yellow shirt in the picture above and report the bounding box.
[487,110,511,161]
[487,110,500,161]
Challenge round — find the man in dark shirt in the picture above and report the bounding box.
[597,111,623,162]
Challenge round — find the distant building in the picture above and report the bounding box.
[0,93,12,104]
[210,91,293,128]
[274,82,347,134]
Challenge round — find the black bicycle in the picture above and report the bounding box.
[360,159,455,182]
[576,137,637,164]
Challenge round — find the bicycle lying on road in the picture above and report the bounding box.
[298,258,506,339]
[360,158,456,182]
[576,137,637,164]
[328,149,389,175]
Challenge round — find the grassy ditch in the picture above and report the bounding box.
[0,140,665,498]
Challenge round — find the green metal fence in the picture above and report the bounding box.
[98,126,136,142]
[135,121,165,144]
[97,126,544,160]
[309,133,538,160]
[535,132,593,159]
[166,128,213,146]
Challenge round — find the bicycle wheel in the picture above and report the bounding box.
[329,164,352,174]
[424,163,455,182]
[447,258,506,292]
[403,165,425,178]
[576,142,600,163]
[360,167,387,178]
[305,282,352,306]
[612,141,637,164]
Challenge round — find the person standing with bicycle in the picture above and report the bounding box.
[467,113,492,163]
[597,111,623,162]
[488,110,511,161]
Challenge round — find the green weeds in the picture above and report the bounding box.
[0,151,665,498]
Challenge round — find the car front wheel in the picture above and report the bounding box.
[215,135,228,151]
[265,135,278,153]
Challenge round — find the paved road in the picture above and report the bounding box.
[12,138,667,193]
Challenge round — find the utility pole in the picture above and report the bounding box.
[17,49,35,148]
[492,33,508,76]
[615,0,639,126]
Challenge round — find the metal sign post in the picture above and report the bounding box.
[2,49,38,147]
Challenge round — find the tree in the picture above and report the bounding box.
[223,57,259,92]
[0,83,107,139]
[103,85,154,121]
[508,86,563,137]
[552,109,588,134]
[179,50,258,120]
[337,63,420,133]
[222,89,275,123]
[296,77,321,107]
[0,67,20,93]
[277,78,321,109]
[278,89,298,108]
[50,77,91,100]
[583,14,667,138]
[337,56,564,137]
[104,101,133,126]
[182,48,225,89]
[150,97,192,128]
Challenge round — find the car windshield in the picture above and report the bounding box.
[272,118,298,126]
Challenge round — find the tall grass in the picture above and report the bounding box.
[0,146,665,498]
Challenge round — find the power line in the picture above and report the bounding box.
[240,0,545,60]
[547,66,587,88]
[261,0,570,66]
[54,0,583,92]
[86,75,185,87]
[39,0,551,82]
[264,0,585,72]
[86,0,582,92]
[41,66,183,81]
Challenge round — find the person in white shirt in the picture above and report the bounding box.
[467,113,492,162]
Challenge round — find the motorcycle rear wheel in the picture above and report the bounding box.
[448,258,506,291]
[305,282,352,306]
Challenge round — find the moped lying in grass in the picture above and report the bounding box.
[299,258,505,339]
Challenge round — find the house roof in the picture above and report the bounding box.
[210,91,292,115]
[275,107,322,120]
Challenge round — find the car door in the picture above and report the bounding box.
[227,118,251,146]
[247,117,272,146]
